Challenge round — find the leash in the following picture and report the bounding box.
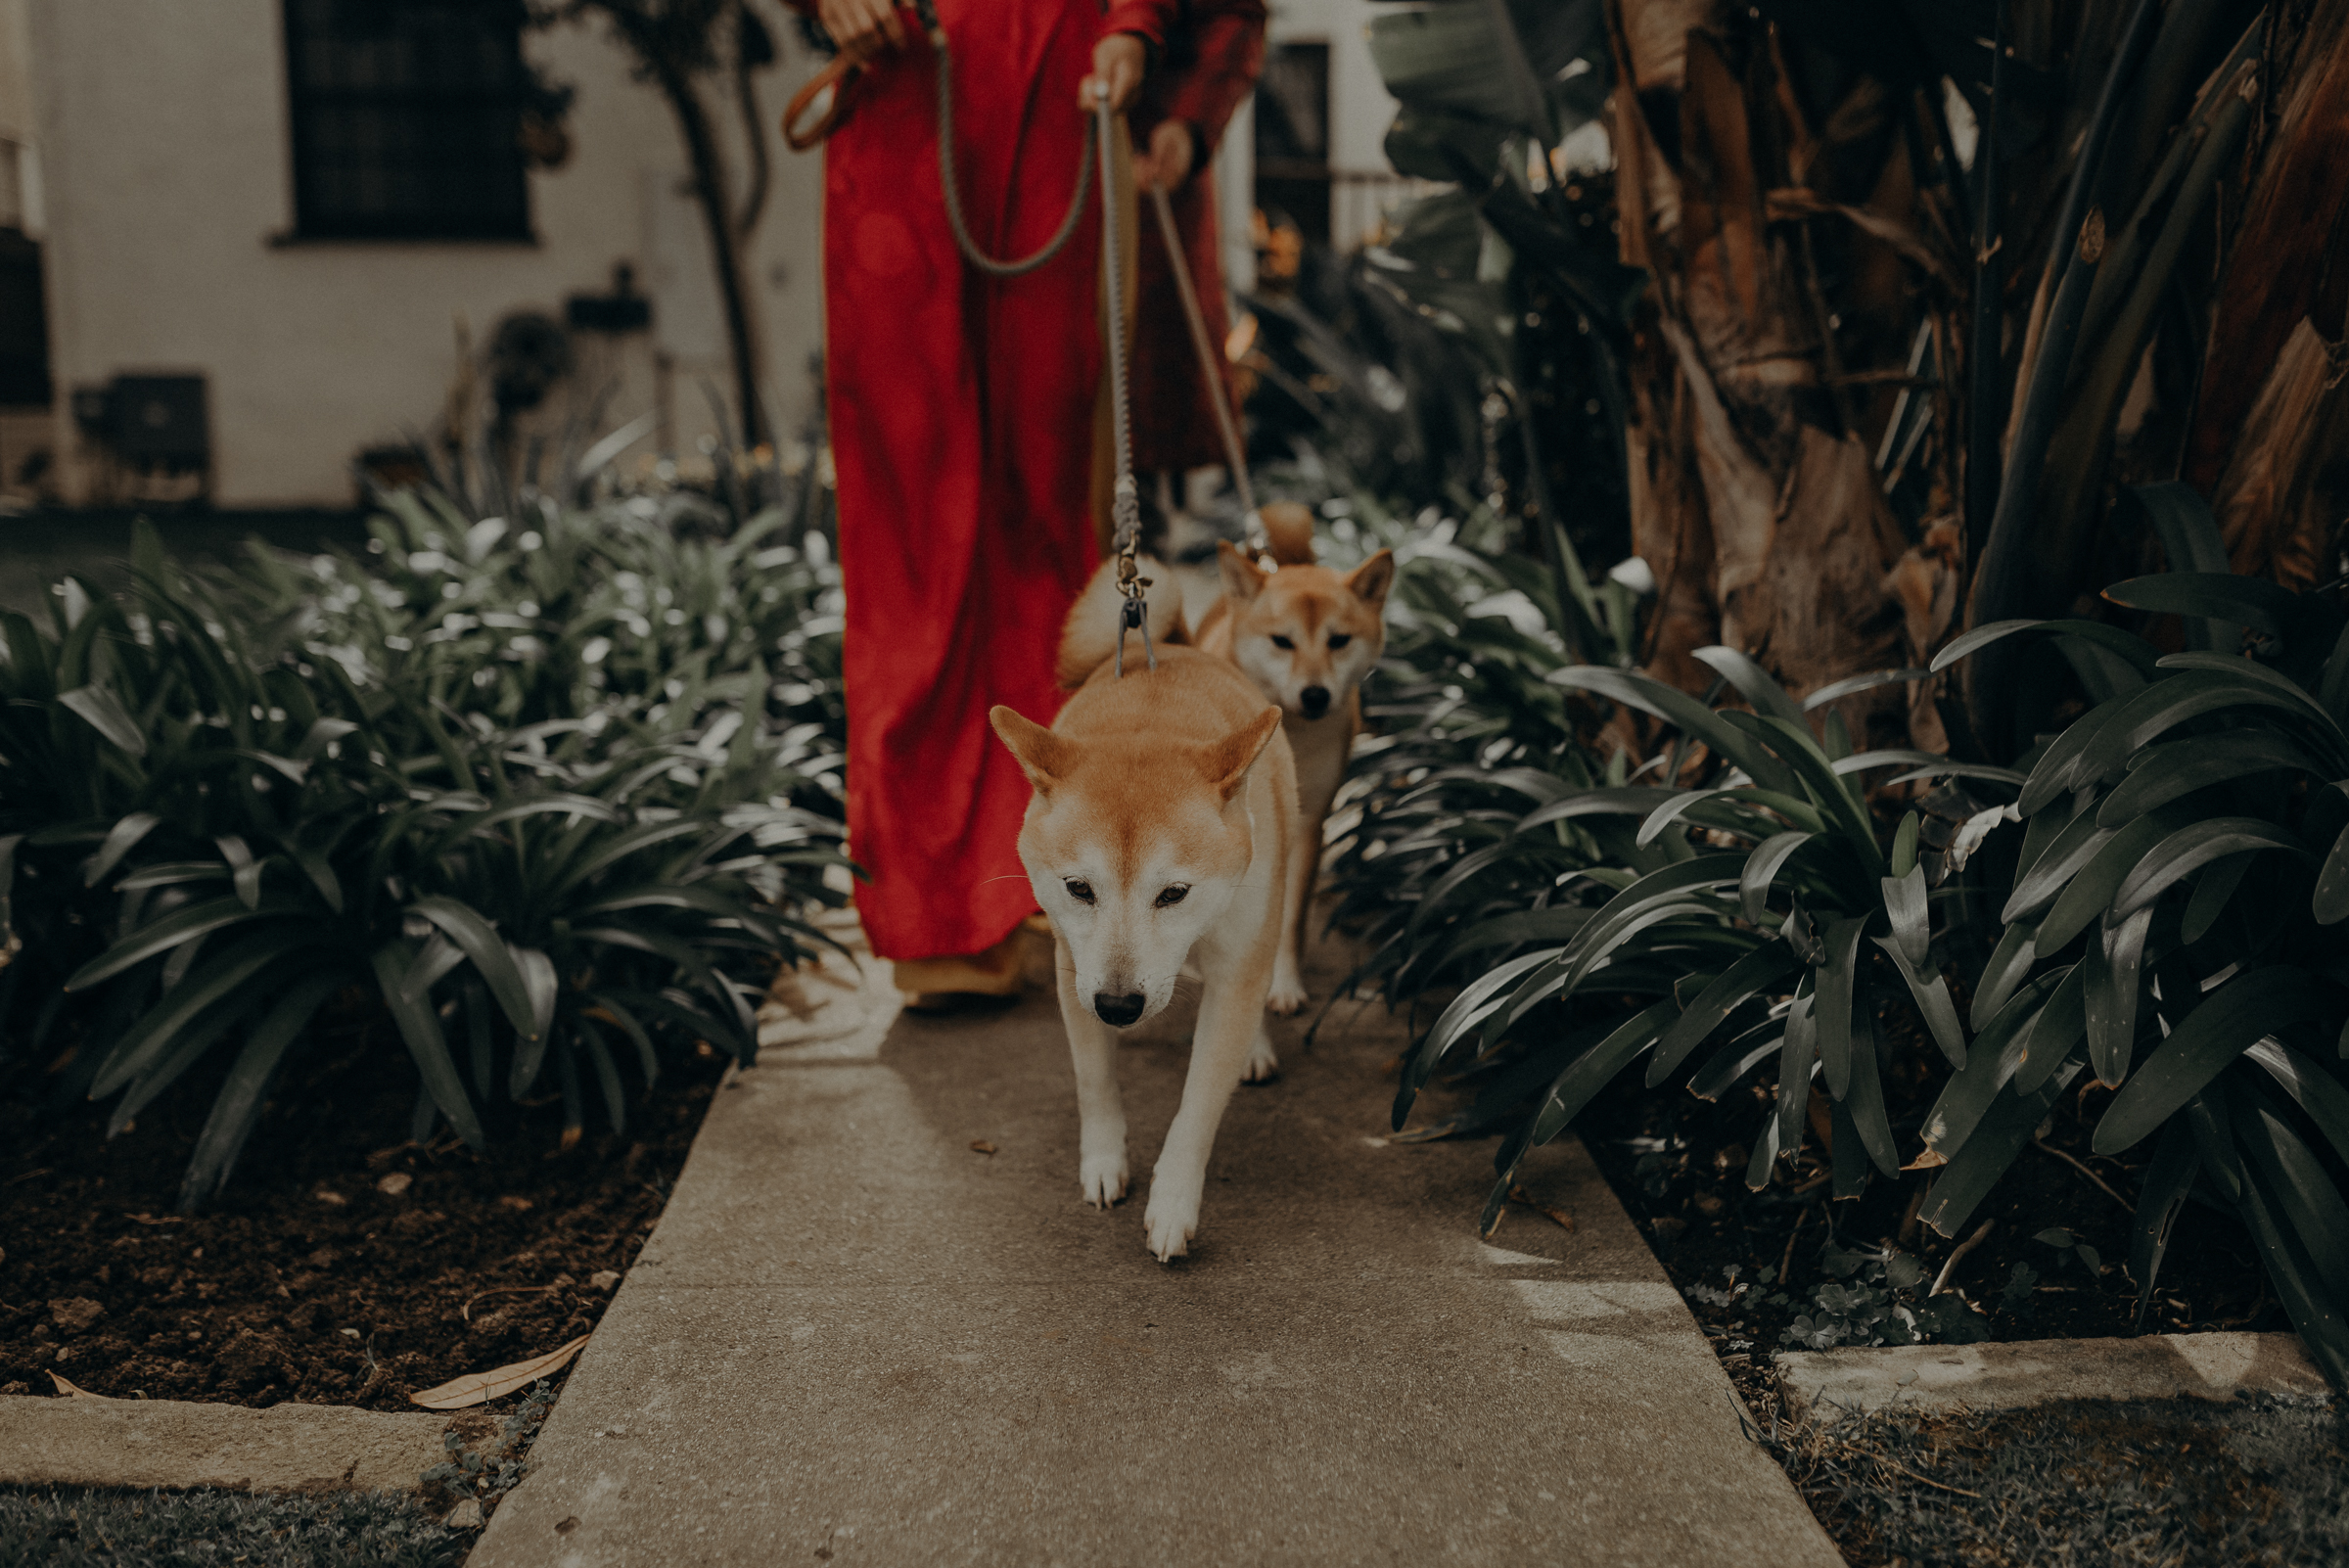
[786,2,1096,279]
[786,8,1153,672]
[1145,183,1268,565]
[1097,88,1151,677]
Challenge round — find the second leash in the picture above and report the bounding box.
[1146,183,1268,566]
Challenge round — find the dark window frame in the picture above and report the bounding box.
[1254,40,1333,247]
[281,0,535,244]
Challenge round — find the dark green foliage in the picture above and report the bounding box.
[1922,491,2349,1382]
[1255,0,1637,575]
[1334,481,2349,1378]
[1353,563,2007,1233]
[0,1485,468,1568]
[0,493,848,1208]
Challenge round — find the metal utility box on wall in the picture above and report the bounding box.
[107,376,210,468]
[70,373,211,504]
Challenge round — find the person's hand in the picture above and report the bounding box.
[819,0,904,54]
[1080,33,1145,114]
[1130,119,1197,192]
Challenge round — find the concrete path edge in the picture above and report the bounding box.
[0,1395,454,1492]
[1776,1330,2330,1426]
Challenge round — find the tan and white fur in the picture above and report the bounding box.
[1192,504,1394,1015]
[993,558,1295,1262]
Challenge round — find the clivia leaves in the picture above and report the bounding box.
[2093,967,2331,1155]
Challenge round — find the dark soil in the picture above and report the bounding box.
[1554,997,2275,1367]
[1775,1393,2349,1567]
[0,1033,726,1410]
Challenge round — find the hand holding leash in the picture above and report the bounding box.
[784,0,919,150]
[1081,34,1145,114]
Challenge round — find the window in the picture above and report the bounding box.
[282,0,532,241]
[0,139,48,407]
[1254,42,1331,246]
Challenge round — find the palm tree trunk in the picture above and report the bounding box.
[1605,0,1917,717]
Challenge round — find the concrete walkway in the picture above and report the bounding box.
[471,925,1840,1566]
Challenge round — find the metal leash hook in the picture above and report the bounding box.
[1098,87,1153,678]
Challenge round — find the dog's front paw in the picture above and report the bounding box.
[1242,1031,1280,1084]
[1080,1150,1129,1208]
[1142,1182,1200,1262]
[1265,972,1310,1017]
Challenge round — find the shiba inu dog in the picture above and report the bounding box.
[1191,504,1394,1015]
[992,559,1296,1262]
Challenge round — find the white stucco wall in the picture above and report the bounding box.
[1214,0,1399,284]
[1266,0,1396,175]
[30,0,825,508]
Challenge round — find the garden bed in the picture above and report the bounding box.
[0,1031,726,1410]
[1559,1015,2276,1374]
[1773,1392,2348,1567]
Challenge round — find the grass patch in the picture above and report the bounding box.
[0,1486,467,1567]
[1785,1393,2349,1566]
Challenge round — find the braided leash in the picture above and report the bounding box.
[1096,88,1151,677]
[792,7,1150,673]
[933,5,1096,278]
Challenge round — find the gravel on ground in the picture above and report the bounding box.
[0,1485,468,1568]
[1773,1391,2347,1566]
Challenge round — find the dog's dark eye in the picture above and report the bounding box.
[1155,885,1189,907]
[1327,633,1353,649]
[1065,879,1095,904]
[1270,634,1294,650]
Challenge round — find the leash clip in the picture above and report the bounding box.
[1113,574,1155,678]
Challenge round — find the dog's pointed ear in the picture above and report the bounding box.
[1217,539,1268,603]
[1346,549,1396,609]
[1197,706,1282,804]
[990,706,1076,795]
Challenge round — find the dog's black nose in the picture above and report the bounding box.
[1300,685,1331,718]
[1093,992,1147,1027]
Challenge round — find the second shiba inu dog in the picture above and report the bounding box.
[992,559,1295,1262]
[1192,504,1394,1015]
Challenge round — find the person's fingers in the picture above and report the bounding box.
[1152,120,1193,186]
[821,0,901,51]
[1109,52,1141,111]
[1082,35,1145,113]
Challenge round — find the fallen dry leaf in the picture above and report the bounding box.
[376,1172,414,1197]
[1508,1186,1577,1232]
[410,1335,590,1409]
[968,1140,997,1156]
[48,1371,109,1400]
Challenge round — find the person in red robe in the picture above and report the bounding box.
[808,0,1264,1005]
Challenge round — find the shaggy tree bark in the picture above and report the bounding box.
[2187,0,2349,588]
[1604,0,1957,731]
